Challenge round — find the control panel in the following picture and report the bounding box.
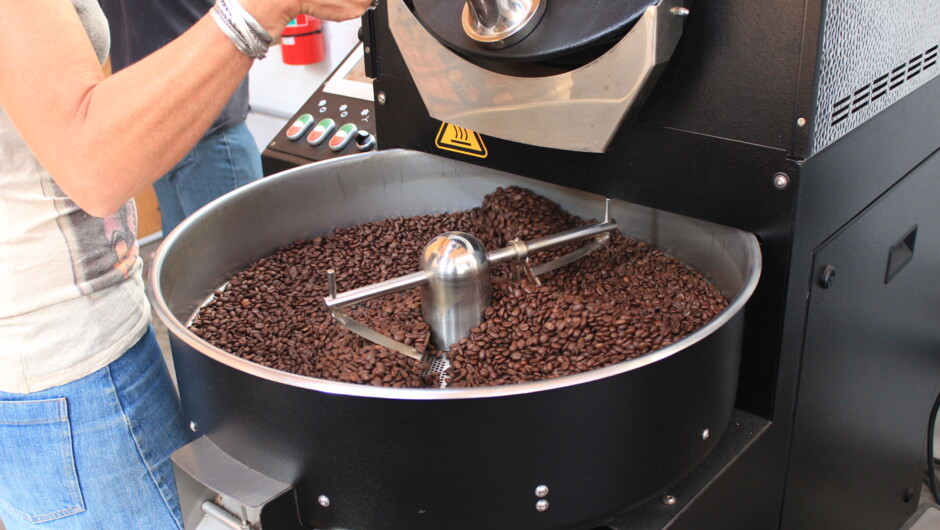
[262,44,376,174]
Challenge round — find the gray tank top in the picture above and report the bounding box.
[73,0,111,65]
[0,0,149,393]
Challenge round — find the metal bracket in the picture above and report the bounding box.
[173,437,297,530]
[507,238,542,285]
[327,268,427,362]
[531,233,611,277]
[331,307,424,361]
[387,0,688,152]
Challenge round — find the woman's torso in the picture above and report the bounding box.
[0,0,150,393]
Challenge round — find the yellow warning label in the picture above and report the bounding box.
[435,122,488,158]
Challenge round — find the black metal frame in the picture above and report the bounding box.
[359,0,940,527]
[251,0,940,526]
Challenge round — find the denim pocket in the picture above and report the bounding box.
[0,397,85,523]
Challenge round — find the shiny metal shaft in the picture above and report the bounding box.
[487,220,618,263]
[324,271,428,309]
[323,218,617,350]
[326,219,617,310]
[324,219,617,310]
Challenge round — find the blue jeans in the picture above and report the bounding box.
[153,121,262,235]
[0,328,188,529]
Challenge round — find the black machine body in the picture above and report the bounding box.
[361,0,940,528]
[195,0,940,528]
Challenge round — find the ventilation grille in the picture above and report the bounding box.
[811,0,940,156]
[830,44,938,127]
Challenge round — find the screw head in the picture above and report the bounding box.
[773,173,790,189]
[377,92,388,105]
[701,428,710,440]
[819,265,836,289]
[662,494,678,506]
[535,485,549,498]
[189,421,198,432]
[536,500,549,511]
[797,117,807,127]
[318,495,330,507]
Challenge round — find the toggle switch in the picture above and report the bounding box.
[355,130,376,151]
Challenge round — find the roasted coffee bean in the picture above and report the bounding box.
[189,187,728,389]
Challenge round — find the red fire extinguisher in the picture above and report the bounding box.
[281,15,324,65]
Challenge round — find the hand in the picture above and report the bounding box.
[299,0,374,22]
[241,0,374,41]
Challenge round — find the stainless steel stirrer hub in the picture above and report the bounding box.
[421,232,491,350]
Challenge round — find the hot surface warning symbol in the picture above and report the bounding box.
[435,122,488,158]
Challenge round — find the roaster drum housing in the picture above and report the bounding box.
[152,150,760,529]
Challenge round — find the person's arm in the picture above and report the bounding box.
[0,0,369,217]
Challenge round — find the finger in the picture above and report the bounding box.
[299,0,373,21]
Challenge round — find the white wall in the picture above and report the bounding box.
[245,19,363,150]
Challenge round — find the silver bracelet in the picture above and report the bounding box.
[211,8,254,57]
[215,0,267,58]
[211,0,272,59]
[225,0,274,48]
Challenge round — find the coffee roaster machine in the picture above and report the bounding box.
[157,0,940,528]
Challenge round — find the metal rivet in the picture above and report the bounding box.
[797,117,807,127]
[773,173,790,189]
[670,6,690,16]
[701,428,710,440]
[662,494,677,506]
[536,500,549,511]
[819,265,836,289]
[364,46,371,54]
[377,92,388,105]
[189,421,198,432]
[535,485,549,498]
[318,495,330,507]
